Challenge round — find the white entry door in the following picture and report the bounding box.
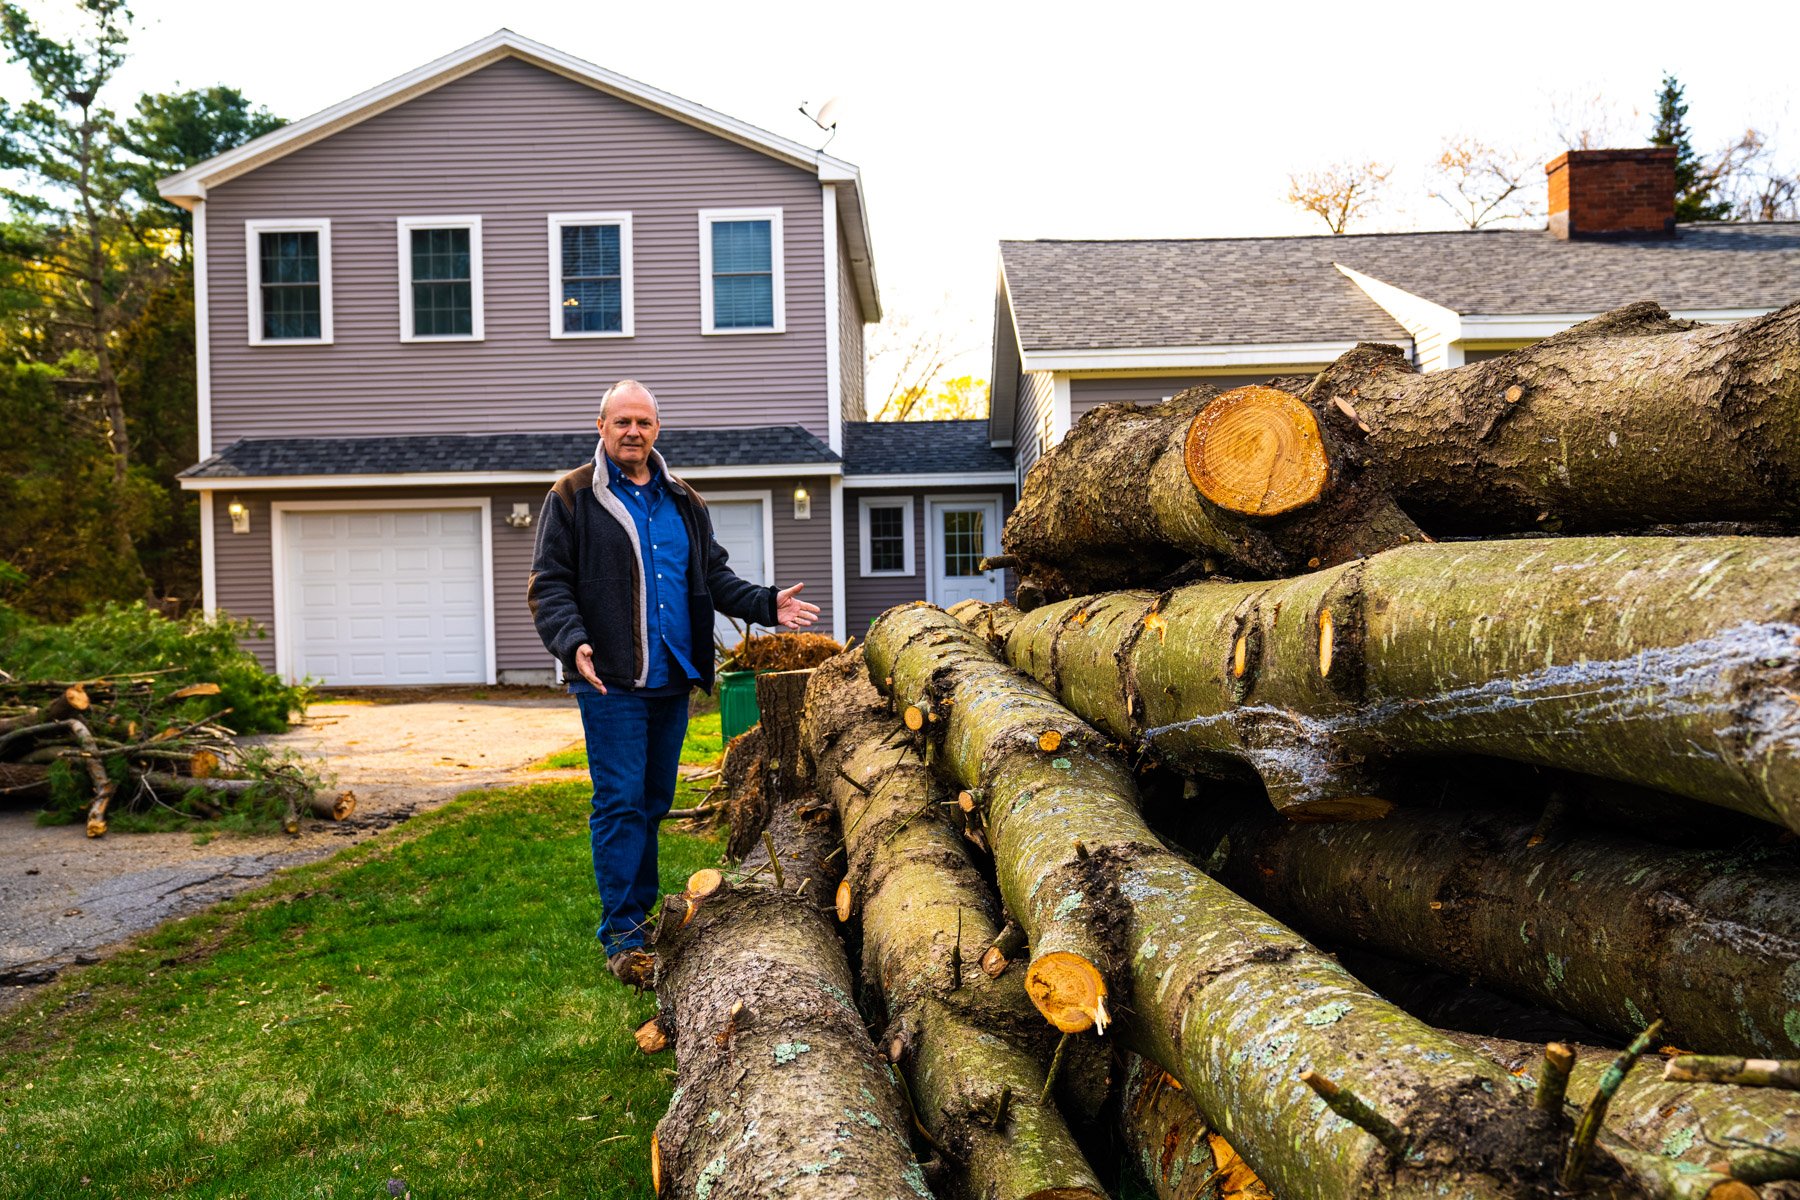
[926,497,1003,607]
[279,505,489,685]
[707,496,770,654]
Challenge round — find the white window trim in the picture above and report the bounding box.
[245,218,333,346]
[546,211,634,339]
[924,494,1002,606]
[858,495,915,578]
[397,215,485,342]
[268,498,496,686]
[698,206,785,335]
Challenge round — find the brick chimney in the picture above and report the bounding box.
[1545,148,1678,239]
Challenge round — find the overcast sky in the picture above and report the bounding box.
[8,0,1797,399]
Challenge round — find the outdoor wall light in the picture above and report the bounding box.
[793,482,812,520]
[506,502,535,529]
[227,497,250,534]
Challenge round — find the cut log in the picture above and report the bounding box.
[1203,801,1800,1055]
[0,761,51,798]
[1119,1051,1271,1199]
[1002,383,1422,601]
[757,669,815,807]
[803,647,1106,1200]
[1664,1058,1800,1091]
[993,535,1800,830]
[865,602,1637,1200]
[1304,301,1800,536]
[1459,1033,1800,1185]
[647,782,925,1199]
[719,724,769,861]
[45,685,89,722]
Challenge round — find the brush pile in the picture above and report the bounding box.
[722,630,846,673]
[640,302,1800,1199]
[0,668,347,836]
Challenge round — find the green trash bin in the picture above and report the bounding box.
[718,669,761,741]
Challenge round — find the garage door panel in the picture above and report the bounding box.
[283,505,488,686]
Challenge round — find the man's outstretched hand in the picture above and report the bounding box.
[574,643,607,693]
[775,582,820,629]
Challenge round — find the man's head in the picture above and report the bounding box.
[598,380,660,473]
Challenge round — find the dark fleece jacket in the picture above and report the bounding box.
[527,448,777,691]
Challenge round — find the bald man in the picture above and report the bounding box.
[529,380,819,986]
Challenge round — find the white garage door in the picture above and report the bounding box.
[708,498,767,653]
[280,506,489,685]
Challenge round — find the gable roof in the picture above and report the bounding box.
[1000,224,1800,357]
[841,420,1014,479]
[157,28,879,318]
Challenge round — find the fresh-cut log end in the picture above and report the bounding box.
[1185,385,1330,517]
[834,879,853,923]
[1026,950,1108,1033]
[685,867,724,899]
[649,1132,661,1196]
[635,1016,671,1055]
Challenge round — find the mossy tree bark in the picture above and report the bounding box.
[648,781,929,1199]
[1002,383,1422,603]
[864,602,1651,1200]
[1205,802,1800,1056]
[803,648,1107,1200]
[996,536,1800,829]
[1460,1034,1800,1186]
[1306,301,1800,536]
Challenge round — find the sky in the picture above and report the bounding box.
[6,0,1797,400]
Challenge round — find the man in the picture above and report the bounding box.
[528,380,819,987]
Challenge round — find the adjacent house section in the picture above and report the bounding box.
[991,150,1800,490]
[163,30,882,685]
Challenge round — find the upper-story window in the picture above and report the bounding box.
[698,208,784,335]
[397,216,484,342]
[548,212,634,339]
[245,219,333,345]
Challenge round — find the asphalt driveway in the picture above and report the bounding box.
[0,695,583,1011]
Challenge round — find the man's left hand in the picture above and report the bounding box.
[775,582,820,629]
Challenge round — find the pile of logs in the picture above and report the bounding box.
[638,302,1800,1199]
[0,670,348,837]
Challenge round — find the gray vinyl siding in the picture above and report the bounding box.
[1068,371,1333,421]
[841,486,1016,632]
[205,56,829,444]
[838,227,866,425]
[1014,371,1056,482]
[211,478,833,679]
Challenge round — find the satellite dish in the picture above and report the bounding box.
[815,97,841,128]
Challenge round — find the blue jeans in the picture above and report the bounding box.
[574,689,690,954]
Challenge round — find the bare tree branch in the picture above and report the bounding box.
[1285,162,1391,234]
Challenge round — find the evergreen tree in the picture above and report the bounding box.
[122,88,283,255]
[1650,73,1732,222]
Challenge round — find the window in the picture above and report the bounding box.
[245,219,332,345]
[698,208,784,334]
[547,212,633,338]
[941,509,986,576]
[858,496,914,577]
[397,216,484,341]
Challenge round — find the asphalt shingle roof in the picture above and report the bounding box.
[841,420,1012,477]
[1001,223,1800,351]
[181,426,838,479]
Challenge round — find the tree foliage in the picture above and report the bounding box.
[0,1,280,620]
[1650,73,1733,222]
[1285,161,1392,234]
[875,374,988,422]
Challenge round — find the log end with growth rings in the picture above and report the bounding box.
[835,880,853,923]
[1026,951,1109,1033]
[1185,386,1330,518]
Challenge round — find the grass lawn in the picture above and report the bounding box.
[541,710,722,776]
[0,730,727,1199]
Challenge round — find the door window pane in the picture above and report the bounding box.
[561,224,622,333]
[258,230,321,339]
[410,227,472,337]
[868,505,906,572]
[942,510,985,577]
[711,219,774,329]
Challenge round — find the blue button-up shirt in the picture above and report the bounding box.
[571,455,701,695]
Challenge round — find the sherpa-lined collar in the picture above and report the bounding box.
[593,440,691,497]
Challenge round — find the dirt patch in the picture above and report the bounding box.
[0,696,581,1011]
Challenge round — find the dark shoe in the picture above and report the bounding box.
[608,948,654,990]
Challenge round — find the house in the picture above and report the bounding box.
[992,148,1800,488]
[167,30,1013,686]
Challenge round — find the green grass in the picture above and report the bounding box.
[540,710,722,776]
[0,775,725,1196]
